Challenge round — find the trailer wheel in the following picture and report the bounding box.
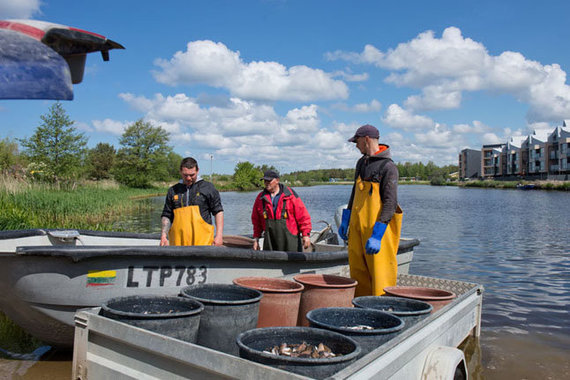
[422,346,468,380]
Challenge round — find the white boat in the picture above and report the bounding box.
[0,227,418,348]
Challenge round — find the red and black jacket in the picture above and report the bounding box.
[251,184,312,239]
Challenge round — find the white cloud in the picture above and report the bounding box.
[452,120,489,134]
[394,143,460,165]
[382,104,434,131]
[331,69,369,82]
[527,121,552,132]
[153,40,349,102]
[414,124,464,148]
[92,119,131,135]
[482,132,502,144]
[332,99,382,113]
[115,90,378,170]
[73,121,92,132]
[327,26,570,122]
[404,86,462,111]
[284,105,320,132]
[0,0,41,18]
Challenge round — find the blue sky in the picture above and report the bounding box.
[2,0,570,174]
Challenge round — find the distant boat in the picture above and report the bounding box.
[516,183,536,190]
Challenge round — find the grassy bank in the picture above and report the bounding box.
[0,177,167,230]
[457,180,570,191]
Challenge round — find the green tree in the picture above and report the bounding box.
[19,102,87,182]
[165,151,184,180]
[233,161,262,191]
[256,164,277,174]
[0,137,21,173]
[112,120,172,188]
[86,143,116,180]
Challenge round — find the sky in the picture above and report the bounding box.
[1,0,570,175]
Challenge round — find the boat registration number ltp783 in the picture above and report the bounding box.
[126,265,208,287]
[85,266,208,288]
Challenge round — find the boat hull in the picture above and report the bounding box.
[0,229,418,347]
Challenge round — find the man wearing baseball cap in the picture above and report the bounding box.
[251,169,312,252]
[338,124,403,296]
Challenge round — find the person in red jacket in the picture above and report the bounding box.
[251,170,312,252]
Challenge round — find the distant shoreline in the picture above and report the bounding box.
[283,180,569,191]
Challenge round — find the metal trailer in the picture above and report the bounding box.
[72,274,483,380]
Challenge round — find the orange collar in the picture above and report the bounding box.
[374,145,387,155]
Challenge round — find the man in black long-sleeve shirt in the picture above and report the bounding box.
[160,157,224,246]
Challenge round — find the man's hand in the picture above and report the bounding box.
[160,217,171,246]
[365,222,387,254]
[302,235,311,250]
[253,239,260,250]
[213,234,223,246]
[338,209,351,241]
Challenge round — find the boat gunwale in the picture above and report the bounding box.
[1,229,419,263]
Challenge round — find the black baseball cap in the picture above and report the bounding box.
[261,170,280,181]
[348,124,379,142]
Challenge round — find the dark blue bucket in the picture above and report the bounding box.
[306,307,404,355]
[180,283,262,356]
[100,295,204,343]
[237,326,361,379]
[352,296,433,327]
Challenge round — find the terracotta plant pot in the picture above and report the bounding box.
[383,286,456,313]
[233,277,304,327]
[293,274,358,327]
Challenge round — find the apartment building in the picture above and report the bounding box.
[503,136,526,176]
[458,148,481,179]
[524,130,549,175]
[548,123,570,175]
[459,121,570,179]
[481,143,504,178]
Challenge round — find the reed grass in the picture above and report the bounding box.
[0,313,42,354]
[0,177,167,231]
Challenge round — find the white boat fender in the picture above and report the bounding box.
[421,346,467,380]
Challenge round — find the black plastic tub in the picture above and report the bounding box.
[352,296,433,326]
[100,295,204,343]
[236,326,361,379]
[180,283,263,355]
[306,307,404,354]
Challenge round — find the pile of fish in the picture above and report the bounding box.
[343,324,375,330]
[264,342,340,358]
[141,309,176,315]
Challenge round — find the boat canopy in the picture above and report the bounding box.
[0,19,124,100]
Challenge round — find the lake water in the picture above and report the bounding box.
[2,185,569,379]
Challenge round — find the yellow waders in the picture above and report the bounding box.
[348,177,403,296]
[168,205,215,246]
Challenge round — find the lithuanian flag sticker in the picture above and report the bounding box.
[87,270,116,287]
